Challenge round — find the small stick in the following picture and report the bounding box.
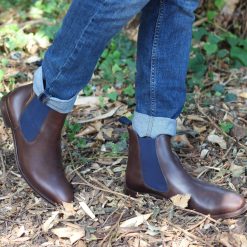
[196,101,247,152]
[163,219,211,246]
[73,173,140,202]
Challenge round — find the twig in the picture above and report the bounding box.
[196,101,247,152]
[193,17,208,27]
[72,173,140,202]
[172,207,218,224]
[163,219,211,246]
[187,216,209,231]
[77,106,121,124]
[99,210,125,247]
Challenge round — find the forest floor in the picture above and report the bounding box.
[1,2,247,247]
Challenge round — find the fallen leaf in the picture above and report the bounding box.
[170,194,191,209]
[200,149,209,159]
[230,164,245,177]
[42,211,60,232]
[79,201,96,220]
[52,227,85,245]
[231,126,247,141]
[12,225,25,238]
[75,96,108,106]
[102,128,113,138]
[219,232,247,247]
[120,213,152,228]
[63,202,76,216]
[207,134,227,149]
[172,135,193,149]
[239,92,247,99]
[193,125,207,134]
[127,238,150,247]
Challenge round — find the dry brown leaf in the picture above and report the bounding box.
[75,96,108,106]
[96,131,105,141]
[193,125,207,134]
[170,194,191,209]
[76,240,87,247]
[63,202,76,217]
[120,213,152,228]
[219,232,247,247]
[207,134,227,149]
[172,135,193,149]
[128,238,150,247]
[102,128,114,138]
[12,225,25,238]
[51,227,85,245]
[42,211,60,232]
[63,202,75,213]
[230,164,245,177]
[231,126,247,141]
[239,92,247,99]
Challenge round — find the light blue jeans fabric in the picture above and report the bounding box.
[34,0,199,138]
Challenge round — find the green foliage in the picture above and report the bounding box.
[107,91,118,102]
[123,84,135,97]
[0,0,246,107]
[219,121,234,134]
[189,26,247,90]
[65,121,86,149]
[97,34,136,87]
[106,139,127,155]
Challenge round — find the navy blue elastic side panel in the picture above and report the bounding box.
[20,96,51,142]
[138,136,168,192]
[119,116,132,126]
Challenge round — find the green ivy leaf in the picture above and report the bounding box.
[207,10,217,21]
[215,0,225,9]
[107,91,118,102]
[224,93,237,102]
[230,47,247,66]
[204,43,218,55]
[220,121,234,134]
[212,84,225,93]
[123,84,135,97]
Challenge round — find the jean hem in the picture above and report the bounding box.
[33,67,76,113]
[132,111,177,138]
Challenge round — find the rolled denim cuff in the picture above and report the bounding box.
[33,67,76,113]
[132,111,177,138]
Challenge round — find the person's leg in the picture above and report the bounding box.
[125,0,247,219]
[133,0,199,137]
[34,0,150,113]
[1,0,151,204]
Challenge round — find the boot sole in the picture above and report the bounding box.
[124,184,247,219]
[0,94,57,205]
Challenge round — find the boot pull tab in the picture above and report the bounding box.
[119,116,132,126]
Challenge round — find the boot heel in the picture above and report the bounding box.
[124,185,138,198]
[0,96,12,128]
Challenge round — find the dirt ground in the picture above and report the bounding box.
[0,61,247,246]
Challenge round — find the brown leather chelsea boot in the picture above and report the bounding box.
[124,121,247,219]
[0,84,73,204]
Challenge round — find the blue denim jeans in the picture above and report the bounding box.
[34,0,199,138]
